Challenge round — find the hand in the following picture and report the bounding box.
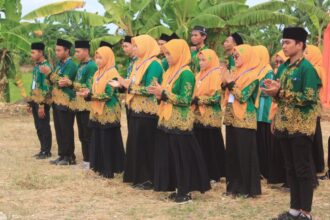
[118,77,131,89]
[27,106,32,113]
[39,65,51,75]
[147,81,163,99]
[108,80,120,88]
[76,88,89,98]
[271,119,275,134]
[38,106,45,119]
[221,67,233,84]
[261,79,280,97]
[58,77,71,87]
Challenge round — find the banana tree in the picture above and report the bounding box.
[0,0,85,102]
[251,0,330,47]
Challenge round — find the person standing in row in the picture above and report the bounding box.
[121,36,136,128]
[191,49,226,182]
[221,44,262,198]
[223,32,244,70]
[263,27,320,220]
[149,39,211,203]
[71,40,98,169]
[190,26,208,74]
[28,42,52,159]
[253,45,275,180]
[41,39,78,166]
[305,45,325,174]
[78,46,125,178]
[267,50,289,187]
[119,35,163,189]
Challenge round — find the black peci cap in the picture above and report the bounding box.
[75,40,90,49]
[31,42,45,50]
[99,41,113,48]
[56,38,73,49]
[231,32,244,45]
[283,27,308,43]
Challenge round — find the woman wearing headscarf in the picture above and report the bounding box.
[191,49,226,182]
[115,35,163,189]
[253,45,275,180]
[77,46,125,178]
[148,39,210,203]
[267,50,288,186]
[305,45,326,174]
[221,44,261,197]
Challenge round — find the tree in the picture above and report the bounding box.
[0,0,85,102]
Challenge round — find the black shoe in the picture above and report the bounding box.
[167,192,177,201]
[37,152,52,160]
[57,156,76,166]
[272,212,299,220]
[33,152,42,158]
[319,170,329,180]
[297,213,312,220]
[49,156,63,165]
[174,194,192,204]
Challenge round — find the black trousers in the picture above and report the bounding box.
[328,136,330,170]
[312,117,324,173]
[76,111,91,162]
[280,136,315,212]
[53,104,75,159]
[31,103,52,153]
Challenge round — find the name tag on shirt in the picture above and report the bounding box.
[31,80,36,90]
[228,93,235,103]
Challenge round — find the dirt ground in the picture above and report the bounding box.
[0,104,329,220]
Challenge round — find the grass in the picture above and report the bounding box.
[0,107,329,219]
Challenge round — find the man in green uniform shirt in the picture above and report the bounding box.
[263,27,320,220]
[27,42,52,159]
[223,32,244,70]
[40,39,78,166]
[72,40,98,169]
[190,26,208,74]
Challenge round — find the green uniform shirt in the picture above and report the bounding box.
[28,60,52,105]
[257,70,274,123]
[125,57,137,79]
[274,58,321,138]
[71,60,98,111]
[161,57,169,71]
[227,55,235,70]
[50,58,78,108]
[128,60,163,115]
[190,45,208,74]
[159,70,196,132]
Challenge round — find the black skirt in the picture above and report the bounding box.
[256,122,272,179]
[312,117,324,173]
[226,126,261,197]
[153,129,211,196]
[194,124,226,181]
[89,124,125,178]
[123,115,158,185]
[268,134,287,184]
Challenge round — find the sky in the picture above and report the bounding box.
[21,0,267,17]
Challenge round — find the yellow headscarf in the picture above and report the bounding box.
[276,50,288,61]
[192,49,221,115]
[222,44,260,119]
[126,34,160,104]
[158,39,191,121]
[305,44,326,104]
[253,45,273,80]
[92,46,119,115]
